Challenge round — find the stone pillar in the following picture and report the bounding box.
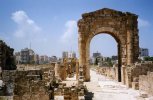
[60,65,66,80]
[78,34,90,81]
[127,30,134,65]
[114,64,118,81]
[133,30,139,62]
[121,65,126,84]
[78,34,86,65]
[85,41,90,81]
[120,44,127,84]
[125,66,132,88]
[78,65,84,87]
[54,63,60,79]
[84,64,90,81]
[76,61,79,80]
[118,44,121,82]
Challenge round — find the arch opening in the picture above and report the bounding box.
[89,33,122,82]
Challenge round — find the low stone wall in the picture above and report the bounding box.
[13,66,54,100]
[54,82,85,100]
[0,65,55,100]
[1,70,16,96]
[55,63,67,80]
[0,96,13,100]
[124,62,153,88]
[93,63,153,97]
[139,71,153,96]
[131,63,153,79]
[95,62,153,92]
[96,67,117,80]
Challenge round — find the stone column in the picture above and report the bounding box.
[60,65,66,80]
[78,34,90,81]
[133,30,139,62]
[121,65,126,84]
[54,63,60,79]
[78,34,86,66]
[120,44,127,84]
[76,61,79,80]
[127,30,134,65]
[85,40,90,81]
[118,44,121,82]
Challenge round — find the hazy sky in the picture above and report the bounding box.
[0,0,153,57]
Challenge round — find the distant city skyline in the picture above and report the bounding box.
[0,0,153,57]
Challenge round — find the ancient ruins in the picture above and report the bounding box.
[54,58,79,81]
[77,8,153,98]
[78,8,139,82]
[0,8,153,100]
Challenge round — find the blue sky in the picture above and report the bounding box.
[0,0,153,57]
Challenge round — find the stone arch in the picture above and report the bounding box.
[78,8,139,82]
[84,27,125,82]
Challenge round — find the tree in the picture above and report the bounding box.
[144,56,153,61]
[94,58,99,65]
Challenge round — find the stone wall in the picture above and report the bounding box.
[0,96,13,100]
[11,66,54,100]
[94,62,153,93]
[124,62,153,88]
[55,62,67,80]
[1,70,16,96]
[54,82,85,100]
[95,66,117,80]
[54,59,78,81]
[139,71,153,96]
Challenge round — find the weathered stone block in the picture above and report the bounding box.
[132,82,139,90]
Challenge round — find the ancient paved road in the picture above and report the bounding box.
[84,70,143,100]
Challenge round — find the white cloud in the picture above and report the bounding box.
[138,18,150,27]
[61,20,77,44]
[10,10,52,55]
[12,10,41,38]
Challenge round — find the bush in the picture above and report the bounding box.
[144,57,153,61]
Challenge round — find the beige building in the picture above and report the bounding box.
[34,54,39,64]
[69,51,76,58]
[62,51,69,58]
[39,55,49,64]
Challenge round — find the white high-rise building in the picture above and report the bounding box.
[62,51,68,58]
[139,48,149,57]
[69,51,76,58]
[92,52,101,58]
[62,51,76,58]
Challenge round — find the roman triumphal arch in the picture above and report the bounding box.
[78,8,139,82]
